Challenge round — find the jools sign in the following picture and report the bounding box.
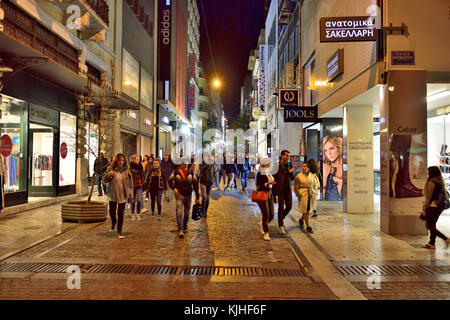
[284,106,318,123]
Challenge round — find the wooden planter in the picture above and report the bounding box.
[61,201,108,223]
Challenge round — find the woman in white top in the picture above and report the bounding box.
[294,163,313,233]
[256,158,277,241]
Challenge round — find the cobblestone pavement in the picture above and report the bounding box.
[0,181,337,300]
[353,282,450,300]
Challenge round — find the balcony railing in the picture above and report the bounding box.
[1,0,79,74]
[85,0,109,26]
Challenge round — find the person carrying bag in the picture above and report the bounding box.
[421,166,450,250]
[254,158,277,241]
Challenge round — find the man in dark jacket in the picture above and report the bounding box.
[161,152,177,202]
[168,161,200,239]
[199,155,215,218]
[274,150,295,235]
[237,156,251,192]
[225,155,238,191]
[94,152,109,196]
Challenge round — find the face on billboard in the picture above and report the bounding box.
[324,140,340,163]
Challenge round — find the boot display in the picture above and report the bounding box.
[391,135,423,198]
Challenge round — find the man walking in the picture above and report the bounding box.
[94,152,109,196]
[161,152,176,202]
[199,154,215,218]
[168,161,200,239]
[274,150,295,235]
[237,156,251,192]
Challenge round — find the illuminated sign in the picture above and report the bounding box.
[320,16,377,42]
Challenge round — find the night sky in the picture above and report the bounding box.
[197,0,266,120]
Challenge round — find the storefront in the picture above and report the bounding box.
[427,84,450,191]
[0,94,28,206]
[1,73,78,207]
[120,109,139,160]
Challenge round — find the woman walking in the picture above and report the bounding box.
[307,159,321,218]
[129,154,144,221]
[256,158,277,241]
[295,163,313,233]
[145,158,167,220]
[104,154,134,239]
[421,166,450,249]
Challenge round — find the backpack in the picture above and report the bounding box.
[432,181,450,210]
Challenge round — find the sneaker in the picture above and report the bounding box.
[145,198,149,202]
[131,215,136,221]
[178,231,184,239]
[137,215,142,221]
[263,232,271,241]
[119,234,125,239]
[141,208,148,214]
[445,238,450,249]
[158,215,162,220]
[422,243,436,250]
[279,226,286,235]
[306,227,314,234]
[299,219,304,230]
[109,229,114,232]
[183,226,188,232]
[311,213,318,218]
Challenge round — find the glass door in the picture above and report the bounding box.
[28,123,57,197]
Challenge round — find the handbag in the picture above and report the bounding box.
[191,203,202,221]
[252,188,268,203]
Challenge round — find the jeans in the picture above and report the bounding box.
[96,173,107,195]
[109,202,126,234]
[175,193,192,232]
[257,190,274,233]
[150,189,162,215]
[200,184,212,217]
[214,171,220,188]
[241,171,249,190]
[227,173,235,188]
[131,186,142,214]
[426,206,448,245]
[219,171,227,188]
[277,191,293,227]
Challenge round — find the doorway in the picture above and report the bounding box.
[28,123,58,197]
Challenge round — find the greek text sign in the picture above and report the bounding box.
[284,106,318,123]
[391,51,415,65]
[320,16,377,42]
[327,49,344,82]
[279,89,300,108]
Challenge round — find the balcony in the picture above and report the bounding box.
[51,0,110,39]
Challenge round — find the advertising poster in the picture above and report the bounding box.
[322,120,343,201]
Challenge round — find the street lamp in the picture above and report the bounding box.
[213,79,221,89]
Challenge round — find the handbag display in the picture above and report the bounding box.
[252,189,268,203]
[191,203,202,221]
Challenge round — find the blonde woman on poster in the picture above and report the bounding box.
[323,136,343,201]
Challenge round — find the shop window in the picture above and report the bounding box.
[140,67,153,110]
[59,113,76,186]
[0,95,27,193]
[122,48,139,101]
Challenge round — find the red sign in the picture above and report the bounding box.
[60,142,68,159]
[0,135,12,157]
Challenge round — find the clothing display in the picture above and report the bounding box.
[2,155,19,192]
[34,155,53,170]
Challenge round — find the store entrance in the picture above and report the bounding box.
[28,123,58,197]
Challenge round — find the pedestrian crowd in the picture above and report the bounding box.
[94,149,450,250]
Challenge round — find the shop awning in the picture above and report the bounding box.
[157,99,193,127]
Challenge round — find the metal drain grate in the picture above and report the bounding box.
[335,265,436,276]
[0,262,304,277]
[179,266,304,277]
[0,262,73,273]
